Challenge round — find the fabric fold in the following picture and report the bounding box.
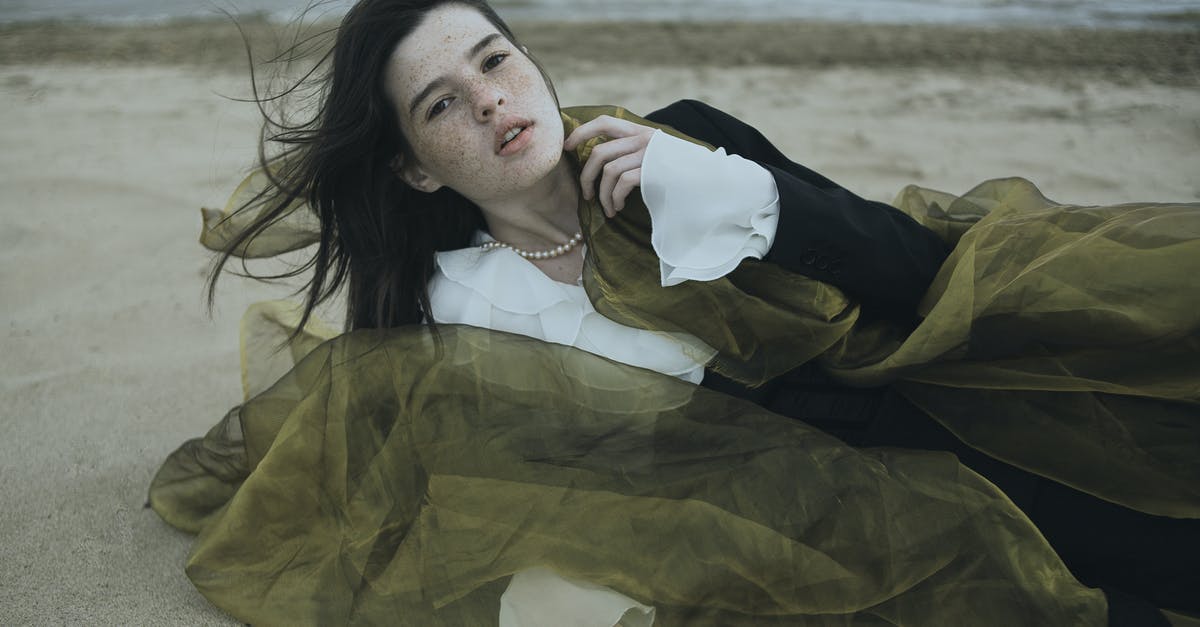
[568,106,1200,518]
[433,245,587,347]
[152,326,1107,626]
[640,129,780,286]
[152,104,1200,627]
[431,241,715,385]
[200,104,1200,518]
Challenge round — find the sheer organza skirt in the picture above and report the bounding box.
[151,323,1108,625]
[157,106,1200,623]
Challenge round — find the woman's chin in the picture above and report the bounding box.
[513,140,567,184]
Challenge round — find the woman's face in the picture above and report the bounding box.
[384,4,563,203]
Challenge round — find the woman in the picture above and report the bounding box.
[150,0,1200,625]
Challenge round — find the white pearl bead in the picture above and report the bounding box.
[481,231,582,259]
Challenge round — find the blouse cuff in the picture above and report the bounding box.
[640,129,780,287]
[500,567,656,627]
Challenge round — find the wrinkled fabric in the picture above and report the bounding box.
[566,109,1200,518]
[639,129,779,285]
[429,236,716,384]
[151,325,1106,626]
[161,104,1200,625]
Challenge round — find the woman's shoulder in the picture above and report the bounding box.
[562,101,732,152]
[640,100,842,190]
[644,100,744,137]
[563,99,731,127]
[646,99,727,122]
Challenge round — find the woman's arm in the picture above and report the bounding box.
[565,112,781,287]
[644,99,950,322]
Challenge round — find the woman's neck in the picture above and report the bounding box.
[475,156,580,248]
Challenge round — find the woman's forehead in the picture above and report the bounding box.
[388,5,502,88]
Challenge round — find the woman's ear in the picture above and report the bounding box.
[390,154,443,193]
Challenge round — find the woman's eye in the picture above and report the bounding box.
[428,97,451,120]
[483,52,508,72]
[425,52,507,120]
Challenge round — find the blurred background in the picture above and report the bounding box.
[3,0,1200,27]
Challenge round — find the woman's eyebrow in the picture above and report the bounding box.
[408,33,504,117]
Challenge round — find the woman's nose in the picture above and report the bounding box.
[471,83,505,121]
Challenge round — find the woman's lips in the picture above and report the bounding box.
[498,124,534,157]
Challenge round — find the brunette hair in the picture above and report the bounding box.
[209,0,553,333]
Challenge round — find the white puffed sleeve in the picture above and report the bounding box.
[639,129,780,286]
[500,567,656,627]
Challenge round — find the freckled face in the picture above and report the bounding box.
[384,5,563,203]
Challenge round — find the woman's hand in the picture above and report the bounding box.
[564,115,657,218]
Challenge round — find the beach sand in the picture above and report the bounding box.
[1,18,1198,625]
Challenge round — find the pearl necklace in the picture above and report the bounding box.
[481,231,584,260]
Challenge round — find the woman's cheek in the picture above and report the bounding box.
[421,134,471,183]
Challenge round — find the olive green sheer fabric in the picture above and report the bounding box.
[158,104,1199,623]
[557,108,1200,519]
[152,324,1106,625]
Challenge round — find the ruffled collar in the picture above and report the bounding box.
[431,236,716,383]
[436,233,584,314]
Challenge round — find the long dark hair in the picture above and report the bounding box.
[209,0,551,333]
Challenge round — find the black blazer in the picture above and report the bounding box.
[644,99,950,324]
[644,103,1193,626]
[643,99,948,428]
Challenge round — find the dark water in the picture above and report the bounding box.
[1,0,1198,28]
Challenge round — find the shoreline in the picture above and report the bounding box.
[1,18,1198,86]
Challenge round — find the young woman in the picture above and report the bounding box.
[150,1,1200,625]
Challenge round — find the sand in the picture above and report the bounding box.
[1,17,1198,626]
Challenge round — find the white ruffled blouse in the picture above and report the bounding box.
[428,129,781,627]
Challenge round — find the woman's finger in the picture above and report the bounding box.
[610,167,642,214]
[563,115,645,150]
[578,134,646,200]
[597,152,643,217]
